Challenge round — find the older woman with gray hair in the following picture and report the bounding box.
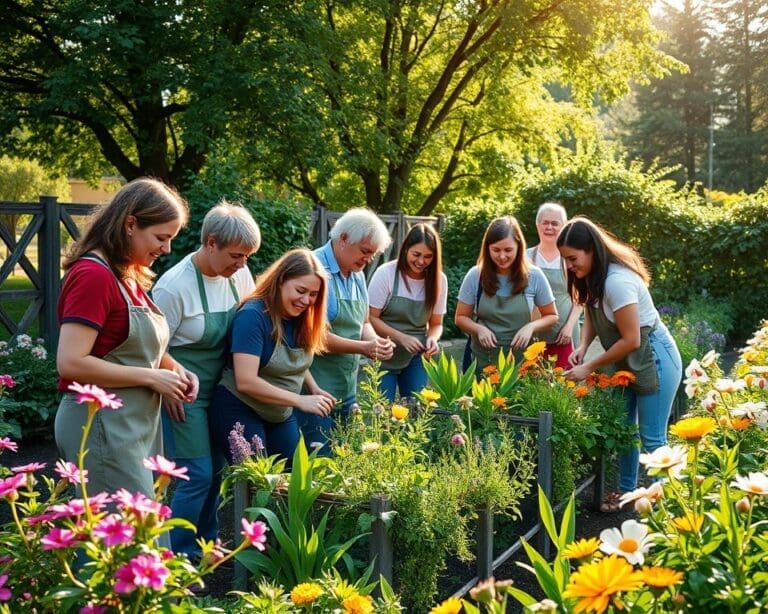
[526,202,582,368]
[298,207,395,453]
[152,200,261,559]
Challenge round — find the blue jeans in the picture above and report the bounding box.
[619,325,682,492]
[209,385,301,467]
[296,395,354,456]
[380,354,428,402]
[161,418,223,559]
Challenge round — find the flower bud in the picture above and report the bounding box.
[671,593,686,606]
[469,578,496,604]
[634,497,652,515]
[693,475,705,486]
[736,496,751,514]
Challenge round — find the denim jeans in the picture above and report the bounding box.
[161,418,223,559]
[380,354,428,402]
[296,395,354,456]
[209,385,301,467]
[619,324,683,492]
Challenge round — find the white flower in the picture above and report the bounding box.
[684,380,702,398]
[619,486,652,509]
[731,472,768,496]
[700,390,718,412]
[714,378,746,393]
[755,410,768,430]
[527,599,558,612]
[700,350,719,368]
[731,401,767,420]
[750,366,768,374]
[599,519,653,565]
[360,441,381,453]
[685,359,709,382]
[0,341,6,350]
[639,445,687,477]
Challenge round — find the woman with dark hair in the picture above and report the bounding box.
[455,216,558,372]
[55,177,197,499]
[368,223,448,400]
[210,248,335,463]
[557,216,682,512]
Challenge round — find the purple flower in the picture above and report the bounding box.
[228,422,254,463]
[0,573,11,601]
[113,552,169,593]
[251,434,264,454]
[80,603,107,614]
[451,433,466,446]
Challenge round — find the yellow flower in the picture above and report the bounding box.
[291,582,324,605]
[563,555,644,613]
[669,416,718,441]
[391,404,409,421]
[524,341,547,362]
[491,396,506,408]
[342,594,374,614]
[429,596,463,614]
[561,537,601,560]
[640,566,684,589]
[420,389,441,403]
[671,512,703,532]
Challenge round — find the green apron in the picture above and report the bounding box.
[529,247,578,345]
[589,304,659,394]
[165,263,239,458]
[220,339,312,422]
[470,288,531,371]
[55,256,169,498]
[379,271,429,372]
[309,274,367,402]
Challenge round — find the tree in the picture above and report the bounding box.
[619,0,714,187]
[234,0,678,214]
[708,0,768,192]
[0,0,266,188]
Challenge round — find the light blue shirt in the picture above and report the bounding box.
[314,240,368,323]
[457,265,555,311]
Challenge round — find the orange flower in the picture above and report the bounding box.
[730,417,752,431]
[553,367,565,375]
[562,555,644,614]
[342,594,374,614]
[482,365,499,375]
[610,371,636,387]
[574,385,590,398]
[640,566,683,589]
[491,396,506,408]
[488,373,500,385]
[597,374,612,389]
[586,373,599,386]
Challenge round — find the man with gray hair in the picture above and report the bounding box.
[153,200,260,561]
[298,207,395,453]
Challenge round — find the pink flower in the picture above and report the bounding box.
[0,374,16,389]
[67,382,123,410]
[0,573,10,601]
[0,437,17,453]
[55,460,88,485]
[93,514,135,547]
[143,455,189,481]
[80,604,106,614]
[241,518,268,550]
[11,462,46,473]
[48,493,111,519]
[451,433,466,446]
[113,489,171,521]
[114,552,169,593]
[41,527,79,550]
[26,511,56,525]
[0,473,26,499]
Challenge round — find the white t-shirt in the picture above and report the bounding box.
[367,260,448,315]
[598,263,658,326]
[152,253,255,346]
[457,265,555,311]
[526,246,561,270]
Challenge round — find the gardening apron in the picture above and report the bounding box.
[541,266,579,346]
[589,304,659,394]
[379,272,429,372]
[164,263,238,458]
[470,290,531,371]
[310,274,367,402]
[55,256,169,498]
[220,341,312,422]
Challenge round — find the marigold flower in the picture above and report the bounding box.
[597,374,611,389]
[731,471,768,496]
[729,417,752,431]
[482,365,498,375]
[610,371,636,387]
[560,537,601,560]
[586,373,599,386]
[429,596,463,614]
[599,519,653,565]
[669,416,717,442]
[491,396,506,408]
[391,404,409,421]
[640,566,683,588]
[562,555,644,614]
[342,593,374,614]
[488,373,500,385]
[420,389,441,403]
[671,512,703,532]
[291,582,324,605]
[574,385,589,398]
[523,341,547,362]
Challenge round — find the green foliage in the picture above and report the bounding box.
[421,352,476,407]
[0,156,71,202]
[0,335,60,436]
[660,298,732,371]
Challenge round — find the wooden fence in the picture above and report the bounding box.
[0,197,443,350]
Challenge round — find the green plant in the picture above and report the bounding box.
[421,352,476,407]
[0,335,60,436]
[237,438,367,588]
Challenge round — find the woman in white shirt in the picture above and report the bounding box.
[368,224,447,401]
[557,216,682,512]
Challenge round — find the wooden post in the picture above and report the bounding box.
[536,411,553,558]
[476,506,494,581]
[233,480,249,591]
[369,494,393,592]
[592,454,606,512]
[39,196,60,352]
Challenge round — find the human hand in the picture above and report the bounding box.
[398,334,426,354]
[366,337,395,361]
[564,362,591,382]
[180,368,199,403]
[150,369,189,400]
[423,337,440,358]
[510,323,536,349]
[475,326,497,349]
[296,394,335,417]
[554,329,572,346]
[164,397,186,422]
[569,345,587,367]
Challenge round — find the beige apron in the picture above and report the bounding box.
[55,256,169,498]
[530,247,579,345]
[378,271,430,372]
[470,289,531,371]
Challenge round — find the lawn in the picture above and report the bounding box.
[0,275,39,340]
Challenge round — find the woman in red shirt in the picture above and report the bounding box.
[54,177,198,499]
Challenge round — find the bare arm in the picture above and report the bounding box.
[425,313,444,357]
[555,303,584,346]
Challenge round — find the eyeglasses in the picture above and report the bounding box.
[538,220,562,228]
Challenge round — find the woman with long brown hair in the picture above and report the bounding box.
[210,248,335,463]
